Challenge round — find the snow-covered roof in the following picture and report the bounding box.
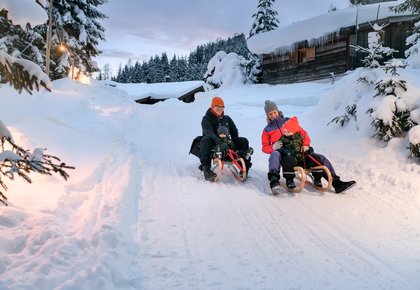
[103,80,205,101]
[247,1,416,55]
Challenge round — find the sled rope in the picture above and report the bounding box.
[303,150,323,169]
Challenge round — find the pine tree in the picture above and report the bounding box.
[177,56,188,81]
[246,53,262,83]
[112,33,256,84]
[366,59,416,142]
[249,0,280,38]
[39,0,107,80]
[391,0,420,14]
[353,23,397,68]
[160,52,170,82]
[330,22,398,128]
[102,63,111,80]
[0,9,45,67]
[169,55,180,82]
[0,9,50,93]
[408,127,420,159]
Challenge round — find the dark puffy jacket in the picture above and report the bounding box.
[201,108,239,146]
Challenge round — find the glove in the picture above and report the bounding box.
[306,146,314,154]
[218,143,229,153]
[272,141,283,151]
[302,146,310,152]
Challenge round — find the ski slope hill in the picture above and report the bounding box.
[0,72,419,289]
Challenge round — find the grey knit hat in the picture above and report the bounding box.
[264,100,279,115]
[217,125,229,136]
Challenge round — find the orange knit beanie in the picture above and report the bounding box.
[282,116,299,134]
[211,96,224,108]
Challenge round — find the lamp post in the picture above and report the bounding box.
[45,1,53,77]
[36,0,53,77]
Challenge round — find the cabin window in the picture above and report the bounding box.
[289,47,315,64]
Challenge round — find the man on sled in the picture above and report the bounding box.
[190,96,253,181]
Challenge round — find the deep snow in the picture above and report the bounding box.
[0,70,420,289]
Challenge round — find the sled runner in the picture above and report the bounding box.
[305,165,333,192]
[272,166,306,194]
[212,149,247,182]
[272,166,333,195]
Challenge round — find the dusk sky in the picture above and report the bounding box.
[94,0,351,74]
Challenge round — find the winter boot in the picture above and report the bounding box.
[203,165,217,181]
[268,170,281,195]
[313,178,322,188]
[312,169,323,188]
[286,179,296,189]
[245,160,252,176]
[332,176,356,193]
[245,147,254,160]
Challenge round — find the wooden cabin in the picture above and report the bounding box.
[247,1,418,84]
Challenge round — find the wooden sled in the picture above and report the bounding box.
[305,166,333,192]
[212,149,247,182]
[272,166,333,195]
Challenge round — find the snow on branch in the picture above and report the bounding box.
[0,51,51,94]
[0,135,75,206]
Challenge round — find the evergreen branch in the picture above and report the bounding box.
[0,137,75,206]
[0,56,51,95]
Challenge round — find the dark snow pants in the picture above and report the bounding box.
[199,136,250,167]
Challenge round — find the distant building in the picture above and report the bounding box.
[247,1,418,84]
[104,80,205,105]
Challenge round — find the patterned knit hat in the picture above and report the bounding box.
[217,125,229,136]
[282,116,299,134]
[264,100,279,115]
[211,96,224,108]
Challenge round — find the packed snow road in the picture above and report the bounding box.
[1,80,419,290]
[132,89,420,289]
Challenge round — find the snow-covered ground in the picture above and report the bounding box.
[0,70,419,289]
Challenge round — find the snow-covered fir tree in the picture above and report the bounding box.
[38,0,107,80]
[245,53,262,83]
[204,51,248,90]
[249,0,279,38]
[101,63,112,80]
[366,59,414,142]
[0,9,50,93]
[0,9,45,67]
[330,22,397,128]
[353,23,397,68]
[113,33,259,84]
